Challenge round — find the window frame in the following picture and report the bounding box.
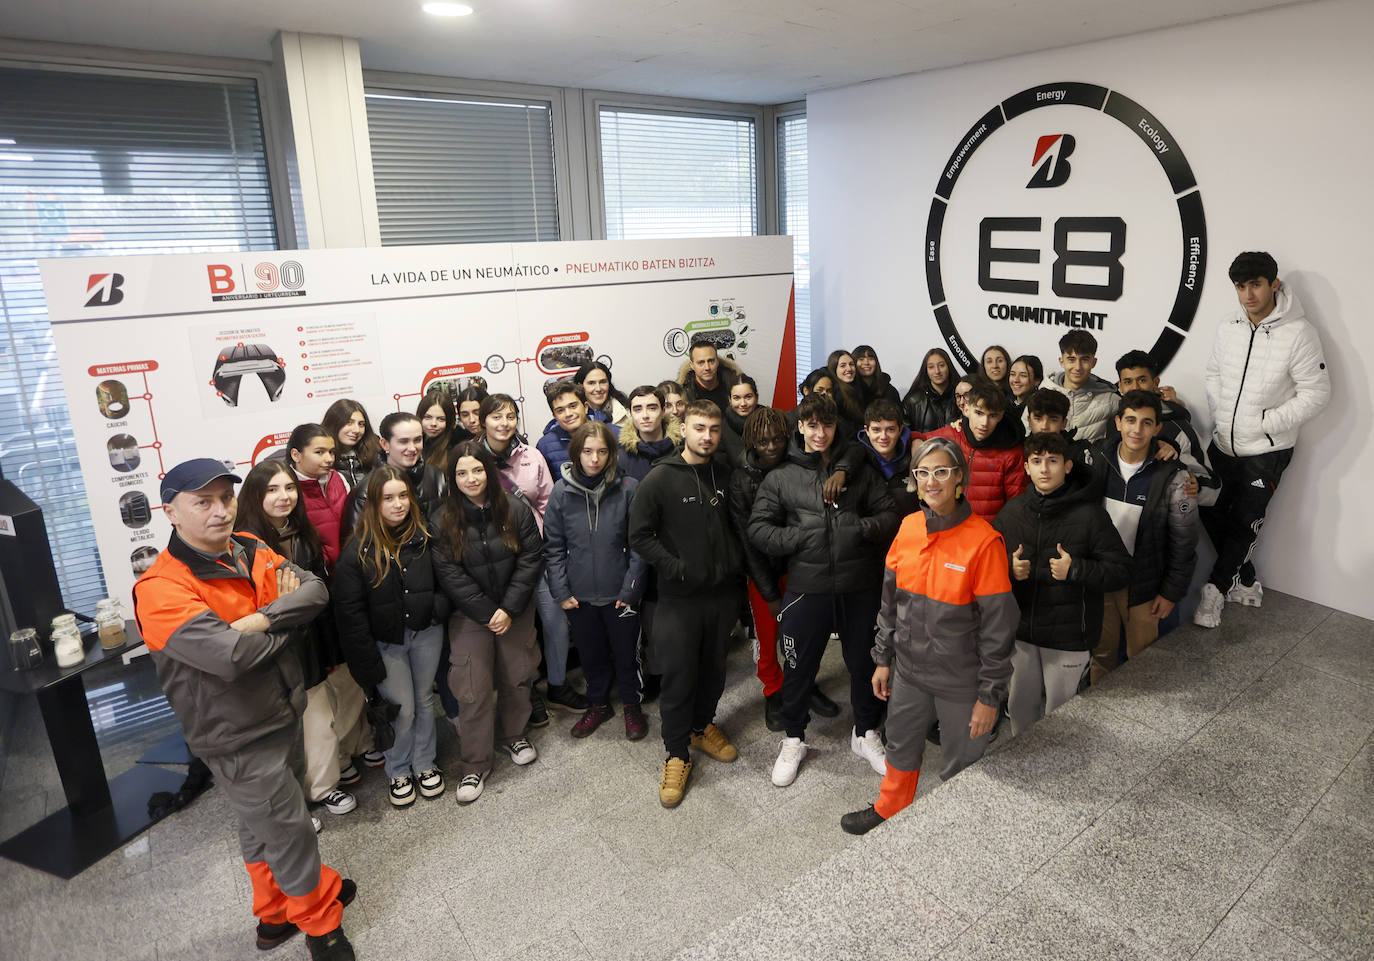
[0,37,296,246]
[0,40,289,611]
[774,101,809,372]
[584,91,766,241]
[362,70,574,244]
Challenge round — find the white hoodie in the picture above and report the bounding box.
[1205,285,1330,457]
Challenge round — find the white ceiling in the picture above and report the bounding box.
[1,0,1302,103]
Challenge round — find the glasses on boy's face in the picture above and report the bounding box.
[954,390,971,401]
[913,466,957,481]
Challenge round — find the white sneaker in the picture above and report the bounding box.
[389,775,417,807]
[337,763,361,786]
[771,737,808,787]
[1194,583,1225,628]
[311,815,323,834]
[361,749,386,768]
[320,789,357,815]
[1226,578,1263,608]
[503,738,538,766]
[454,773,485,805]
[417,767,445,798]
[851,728,887,775]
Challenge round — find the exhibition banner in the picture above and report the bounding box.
[40,236,795,606]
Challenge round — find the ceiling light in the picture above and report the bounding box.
[422,2,473,15]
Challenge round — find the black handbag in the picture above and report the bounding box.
[366,694,401,753]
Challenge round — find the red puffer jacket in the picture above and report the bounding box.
[297,470,349,571]
[928,418,1026,520]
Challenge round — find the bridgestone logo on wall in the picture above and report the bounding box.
[925,82,1206,374]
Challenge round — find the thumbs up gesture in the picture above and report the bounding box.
[1010,544,1031,581]
[1049,542,1072,581]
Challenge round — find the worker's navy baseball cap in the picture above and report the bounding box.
[161,458,242,503]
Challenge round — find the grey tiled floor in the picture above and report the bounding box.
[2,590,1370,961]
[0,625,944,960]
[676,590,1374,961]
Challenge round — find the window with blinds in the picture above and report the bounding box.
[365,90,559,246]
[778,112,810,375]
[0,66,277,614]
[599,107,757,239]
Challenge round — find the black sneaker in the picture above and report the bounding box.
[547,682,589,712]
[528,690,550,729]
[306,927,355,961]
[809,685,840,718]
[255,879,356,950]
[764,691,784,732]
[840,804,887,836]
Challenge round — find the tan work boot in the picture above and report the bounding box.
[659,756,693,808]
[690,723,738,762]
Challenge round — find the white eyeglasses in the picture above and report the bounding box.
[913,467,958,481]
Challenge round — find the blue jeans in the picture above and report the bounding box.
[376,624,443,780]
[534,574,571,685]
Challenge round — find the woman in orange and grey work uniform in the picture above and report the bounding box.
[838,435,1018,835]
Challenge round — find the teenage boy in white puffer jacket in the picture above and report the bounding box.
[1195,251,1330,628]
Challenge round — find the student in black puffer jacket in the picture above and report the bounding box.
[334,466,449,808]
[902,348,961,434]
[749,394,899,788]
[728,406,792,730]
[992,432,1130,738]
[431,440,545,805]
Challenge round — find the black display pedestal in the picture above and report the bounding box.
[137,729,193,766]
[0,627,184,879]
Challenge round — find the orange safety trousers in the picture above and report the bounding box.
[873,761,921,820]
[245,861,343,936]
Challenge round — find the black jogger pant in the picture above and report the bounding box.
[650,591,739,759]
[777,587,883,740]
[567,602,642,707]
[1201,442,1293,592]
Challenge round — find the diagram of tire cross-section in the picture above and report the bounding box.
[211,342,287,406]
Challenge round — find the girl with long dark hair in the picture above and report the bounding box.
[574,361,630,429]
[851,344,902,408]
[322,399,382,490]
[903,348,959,434]
[432,440,546,804]
[544,421,648,740]
[981,344,1013,399]
[286,423,348,571]
[333,467,448,807]
[454,385,488,445]
[416,389,456,476]
[826,349,868,433]
[238,460,375,817]
[1008,354,1044,412]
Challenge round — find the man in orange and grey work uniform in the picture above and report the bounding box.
[133,458,357,960]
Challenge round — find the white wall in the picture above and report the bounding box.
[809,0,1374,619]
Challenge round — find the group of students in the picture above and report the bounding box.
[127,250,1330,960]
[178,249,1329,832]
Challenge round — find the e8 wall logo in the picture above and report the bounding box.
[206,260,307,302]
[925,82,1206,374]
